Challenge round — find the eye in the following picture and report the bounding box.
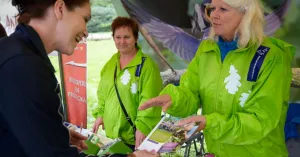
[84,18,88,23]
[220,7,227,11]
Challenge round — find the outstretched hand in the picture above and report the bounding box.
[177,115,206,132]
[138,94,172,112]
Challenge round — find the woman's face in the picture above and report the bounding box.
[55,2,91,55]
[113,26,137,54]
[209,0,244,40]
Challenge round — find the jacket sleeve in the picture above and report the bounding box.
[160,50,201,118]
[0,55,78,157]
[135,59,163,135]
[204,43,295,145]
[92,63,108,119]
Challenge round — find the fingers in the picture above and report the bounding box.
[80,141,88,150]
[72,140,88,151]
[138,97,161,110]
[162,101,172,112]
[135,130,146,150]
[92,124,96,133]
[135,136,145,150]
[134,136,142,150]
[139,94,171,110]
[71,130,88,140]
[177,117,196,126]
[92,123,99,133]
[150,150,157,154]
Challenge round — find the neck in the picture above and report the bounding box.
[120,48,137,60]
[220,35,234,42]
[28,19,56,54]
[119,48,137,69]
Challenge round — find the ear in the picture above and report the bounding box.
[53,0,65,20]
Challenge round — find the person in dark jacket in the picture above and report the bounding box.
[0,23,7,37]
[0,0,158,157]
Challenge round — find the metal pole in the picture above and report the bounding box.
[58,52,69,122]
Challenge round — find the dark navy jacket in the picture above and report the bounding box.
[0,24,84,157]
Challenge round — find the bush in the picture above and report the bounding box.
[87,6,117,33]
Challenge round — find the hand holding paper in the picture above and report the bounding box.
[177,115,206,132]
[69,129,88,151]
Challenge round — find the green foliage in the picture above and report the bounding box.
[87,2,117,33]
[91,0,114,7]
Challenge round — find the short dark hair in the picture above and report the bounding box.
[12,0,90,24]
[111,17,139,40]
[0,23,7,37]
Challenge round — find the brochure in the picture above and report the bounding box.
[138,116,199,153]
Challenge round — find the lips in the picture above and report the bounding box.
[213,23,221,26]
[75,36,82,43]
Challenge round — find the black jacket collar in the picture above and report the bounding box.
[14,24,55,72]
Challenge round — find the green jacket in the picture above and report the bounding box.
[92,48,162,145]
[161,37,295,157]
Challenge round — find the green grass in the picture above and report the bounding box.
[49,39,117,130]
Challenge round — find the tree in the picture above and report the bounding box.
[91,0,113,7]
[87,6,117,33]
[224,65,242,95]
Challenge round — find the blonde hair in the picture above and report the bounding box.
[206,0,265,48]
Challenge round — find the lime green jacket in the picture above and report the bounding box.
[92,48,162,145]
[161,38,295,157]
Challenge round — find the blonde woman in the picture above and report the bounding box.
[138,0,295,156]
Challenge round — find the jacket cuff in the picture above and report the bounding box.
[135,121,151,136]
[204,114,214,132]
[159,84,177,113]
[92,111,104,119]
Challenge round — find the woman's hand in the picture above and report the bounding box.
[131,150,160,157]
[138,94,172,112]
[69,129,88,151]
[92,117,104,133]
[177,115,207,132]
[135,129,146,150]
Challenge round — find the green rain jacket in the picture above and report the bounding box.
[92,48,162,145]
[161,37,295,157]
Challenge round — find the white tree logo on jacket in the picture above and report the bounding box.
[224,65,241,94]
[121,69,131,85]
[239,91,251,107]
[131,82,138,94]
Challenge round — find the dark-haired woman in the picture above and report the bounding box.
[0,1,158,157]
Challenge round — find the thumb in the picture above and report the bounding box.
[177,117,193,126]
[162,101,172,112]
[92,125,95,133]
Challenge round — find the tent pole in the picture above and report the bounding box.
[58,52,69,122]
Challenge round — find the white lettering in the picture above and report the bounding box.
[67,92,87,104]
[69,77,86,87]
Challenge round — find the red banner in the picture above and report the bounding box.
[62,43,87,128]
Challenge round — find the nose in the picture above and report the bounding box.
[120,38,126,44]
[212,11,220,20]
[83,30,88,39]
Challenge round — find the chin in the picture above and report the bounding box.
[65,50,75,56]
[60,48,75,56]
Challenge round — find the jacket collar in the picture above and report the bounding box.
[201,38,257,54]
[14,24,55,72]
